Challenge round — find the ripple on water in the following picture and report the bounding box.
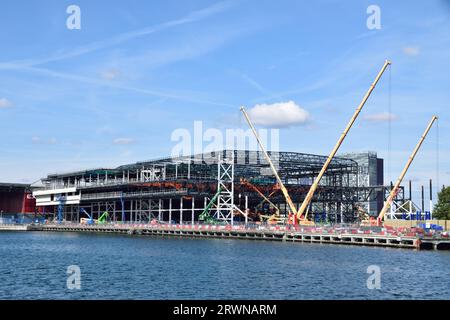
[0,232,449,300]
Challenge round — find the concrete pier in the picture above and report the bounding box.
[24,223,450,251]
[0,224,30,231]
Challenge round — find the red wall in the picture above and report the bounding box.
[0,191,35,213]
[22,192,36,213]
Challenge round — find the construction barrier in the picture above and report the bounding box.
[384,219,450,231]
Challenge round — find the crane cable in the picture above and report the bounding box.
[436,117,440,193]
[388,65,392,183]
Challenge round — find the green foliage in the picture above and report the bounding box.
[433,186,450,220]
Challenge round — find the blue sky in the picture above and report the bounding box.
[0,0,449,203]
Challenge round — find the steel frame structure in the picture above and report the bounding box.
[36,149,395,224]
[214,158,235,224]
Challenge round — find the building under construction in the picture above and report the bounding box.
[28,61,439,227]
[32,149,400,225]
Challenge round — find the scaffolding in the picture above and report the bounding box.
[214,158,235,224]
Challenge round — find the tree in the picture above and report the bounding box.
[433,186,450,220]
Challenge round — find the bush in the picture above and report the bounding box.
[433,186,450,220]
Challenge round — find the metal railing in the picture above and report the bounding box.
[80,188,188,200]
[42,174,218,190]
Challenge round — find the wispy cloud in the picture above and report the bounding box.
[31,136,57,145]
[6,65,235,108]
[0,4,248,109]
[227,69,272,96]
[0,1,234,69]
[100,69,121,81]
[113,138,135,145]
[120,150,133,157]
[363,112,398,122]
[0,98,13,108]
[118,24,248,72]
[252,50,388,104]
[403,46,420,56]
[96,125,114,134]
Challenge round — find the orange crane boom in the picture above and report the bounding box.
[377,116,438,224]
[240,179,280,215]
[240,106,298,217]
[297,60,391,222]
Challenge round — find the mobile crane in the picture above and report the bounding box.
[297,60,391,224]
[80,207,95,225]
[97,211,109,224]
[377,116,438,225]
[240,106,300,224]
[240,178,280,216]
[199,187,222,224]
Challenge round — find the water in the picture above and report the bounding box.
[0,231,449,300]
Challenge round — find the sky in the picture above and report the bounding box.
[0,0,449,204]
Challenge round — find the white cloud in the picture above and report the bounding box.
[246,101,310,128]
[113,138,135,145]
[403,46,420,56]
[0,98,13,108]
[363,112,398,122]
